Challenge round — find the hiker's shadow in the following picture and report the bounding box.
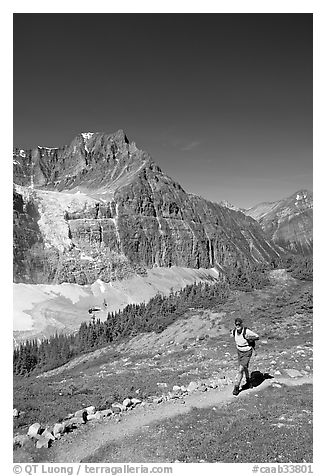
[240,370,274,392]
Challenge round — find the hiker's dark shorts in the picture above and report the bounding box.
[237,349,253,368]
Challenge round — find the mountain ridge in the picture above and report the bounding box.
[244,190,313,255]
[13,129,283,285]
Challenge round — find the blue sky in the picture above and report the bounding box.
[14,13,312,208]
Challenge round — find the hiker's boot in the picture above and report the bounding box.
[232,385,240,396]
[242,381,253,390]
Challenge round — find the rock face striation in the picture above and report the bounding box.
[13,130,282,284]
[245,190,313,255]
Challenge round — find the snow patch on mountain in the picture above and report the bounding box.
[37,146,59,150]
[14,267,222,341]
[95,279,107,293]
[81,132,95,153]
[81,132,94,141]
[219,200,243,212]
[297,193,304,200]
[20,187,98,253]
[295,191,309,206]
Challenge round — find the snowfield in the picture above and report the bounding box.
[13,266,220,342]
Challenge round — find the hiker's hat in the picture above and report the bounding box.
[234,317,243,325]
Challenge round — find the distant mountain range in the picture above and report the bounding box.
[13,129,283,285]
[244,190,313,255]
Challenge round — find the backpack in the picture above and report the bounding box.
[233,327,256,350]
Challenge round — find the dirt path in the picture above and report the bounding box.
[49,375,312,463]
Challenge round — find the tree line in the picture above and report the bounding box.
[13,280,232,376]
[12,261,277,376]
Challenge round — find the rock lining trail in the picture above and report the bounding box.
[49,375,312,463]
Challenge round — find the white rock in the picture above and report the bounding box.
[42,429,55,441]
[35,436,51,449]
[157,382,168,387]
[13,408,19,418]
[100,409,113,417]
[274,370,282,375]
[87,412,103,421]
[85,405,95,415]
[75,409,88,419]
[153,396,163,404]
[131,398,142,406]
[168,391,179,399]
[187,381,199,392]
[123,398,132,408]
[53,423,64,438]
[27,423,41,438]
[173,385,181,392]
[112,402,126,411]
[87,414,97,421]
[94,411,103,419]
[285,369,302,378]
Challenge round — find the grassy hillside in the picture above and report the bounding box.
[13,271,312,435]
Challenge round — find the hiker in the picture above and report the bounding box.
[231,317,259,396]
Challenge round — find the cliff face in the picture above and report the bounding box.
[245,190,313,255]
[13,130,283,284]
[13,188,53,283]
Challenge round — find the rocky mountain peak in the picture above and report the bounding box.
[245,190,313,255]
[218,200,245,213]
[78,129,130,151]
[13,129,284,285]
[296,189,310,198]
[291,189,312,205]
[13,129,150,194]
[109,128,129,143]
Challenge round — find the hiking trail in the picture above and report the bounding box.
[48,375,312,463]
